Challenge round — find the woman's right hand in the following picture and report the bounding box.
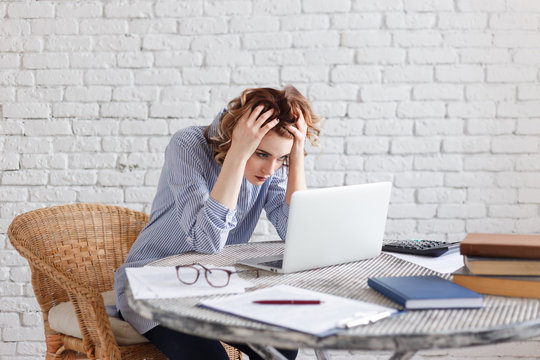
[229,105,278,161]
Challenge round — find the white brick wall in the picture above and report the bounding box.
[1,1,540,359]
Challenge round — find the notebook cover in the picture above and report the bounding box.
[452,267,540,299]
[460,233,540,259]
[368,275,483,309]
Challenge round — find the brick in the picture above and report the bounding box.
[53,103,99,118]
[514,49,540,65]
[467,119,515,135]
[364,155,413,171]
[438,13,488,29]
[341,31,391,47]
[281,66,328,83]
[21,312,43,327]
[436,65,483,83]
[445,172,495,187]
[391,137,440,154]
[0,54,19,68]
[68,153,117,169]
[231,66,278,84]
[204,0,252,15]
[365,119,413,135]
[487,66,537,83]
[16,341,46,355]
[179,17,228,35]
[130,19,177,34]
[463,155,516,171]
[0,155,19,171]
[36,70,83,85]
[389,204,437,218]
[346,137,389,154]
[489,204,537,218]
[4,138,50,153]
[30,19,78,35]
[466,85,515,101]
[303,48,354,64]
[134,69,181,85]
[98,170,145,186]
[52,137,100,152]
[94,35,140,51]
[101,102,148,119]
[495,32,540,47]
[0,36,43,52]
[113,86,159,101]
[313,154,364,171]
[498,102,540,118]
[0,187,27,201]
[183,67,230,84]
[118,52,154,68]
[29,188,77,202]
[8,2,54,18]
[306,171,344,187]
[438,204,486,218]
[253,0,301,15]
[353,0,403,11]
[10,267,31,282]
[3,327,44,341]
[443,137,490,153]
[65,86,112,102]
[404,0,454,11]
[150,103,200,118]
[0,312,19,327]
[3,103,50,119]
[145,169,162,186]
[356,48,406,64]
[22,53,69,69]
[72,120,119,136]
[161,86,210,102]
[281,15,330,31]
[0,87,15,102]
[155,51,203,67]
[79,188,124,203]
[386,13,436,29]
[348,102,396,119]
[361,85,410,101]
[394,172,443,188]
[517,219,540,233]
[23,120,72,136]
[331,13,380,29]
[50,170,97,185]
[86,69,132,85]
[461,48,510,64]
[467,218,516,233]
[45,36,92,52]
[80,19,128,34]
[243,33,292,49]
[414,155,462,171]
[393,31,442,47]
[492,137,538,154]
[518,85,540,100]
[125,187,158,202]
[397,102,445,118]
[105,2,153,18]
[444,32,492,47]
[155,1,203,17]
[20,154,68,170]
[120,120,168,135]
[385,66,432,83]
[0,71,34,86]
[517,119,540,134]
[490,14,538,30]
[292,30,340,48]
[191,35,239,51]
[102,137,148,152]
[418,219,465,233]
[331,65,380,83]
[469,188,517,204]
[456,0,505,11]
[56,3,102,18]
[0,341,16,355]
[409,48,458,64]
[448,102,496,118]
[70,53,116,68]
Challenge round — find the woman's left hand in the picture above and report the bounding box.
[286,109,307,160]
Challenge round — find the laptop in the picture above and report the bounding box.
[236,181,392,273]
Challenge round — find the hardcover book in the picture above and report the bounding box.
[460,233,540,259]
[452,267,540,299]
[367,275,482,309]
[464,255,540,276]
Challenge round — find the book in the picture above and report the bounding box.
[460,233,540,259]
[464,255,540,276]
[367,275,483,309]
[452,267,540,299]
[199,284,397,337]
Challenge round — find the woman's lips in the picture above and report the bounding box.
[255,176,269,182]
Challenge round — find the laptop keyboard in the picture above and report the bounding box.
[260,259,283,268]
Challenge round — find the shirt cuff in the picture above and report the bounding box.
[207,196,236,225]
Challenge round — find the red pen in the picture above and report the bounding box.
[252,300,321,305]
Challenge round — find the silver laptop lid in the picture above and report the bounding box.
[281,182,392,273]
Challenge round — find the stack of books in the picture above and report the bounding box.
[452,233,540,299]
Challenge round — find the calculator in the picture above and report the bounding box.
[382,240,460,257]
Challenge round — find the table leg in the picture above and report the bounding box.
[389,351,416,360]
[248,344,288,360]
[314,349,331,359]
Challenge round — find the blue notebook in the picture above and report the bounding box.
[368,276,483,309]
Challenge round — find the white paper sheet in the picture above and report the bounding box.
[200,285,397,337]
[383,250,464,274]
[127,265,254,299]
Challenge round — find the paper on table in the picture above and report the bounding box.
[127,266,254,299]
[383,250,464,274]
[200,284,397,337]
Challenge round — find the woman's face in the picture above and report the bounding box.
[244,130,293,185]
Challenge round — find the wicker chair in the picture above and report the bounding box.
[8,203,242,360]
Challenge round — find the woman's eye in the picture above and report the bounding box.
[257,152,268,158]
[279,156,288,162]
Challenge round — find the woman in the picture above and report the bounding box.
[114,85,321,359]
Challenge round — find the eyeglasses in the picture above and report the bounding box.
[175,263,259,288]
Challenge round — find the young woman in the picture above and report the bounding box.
[114,85,321,359]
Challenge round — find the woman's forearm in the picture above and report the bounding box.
[210,148,248,210]
[285,153,306,205]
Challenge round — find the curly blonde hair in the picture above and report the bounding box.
[204,85,321,165]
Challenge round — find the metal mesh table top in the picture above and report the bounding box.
[127,242,540,351]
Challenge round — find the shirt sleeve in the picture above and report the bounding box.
[263,167,289,241]
[165,132,237,254]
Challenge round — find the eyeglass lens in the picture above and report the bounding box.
[204,268,231,288]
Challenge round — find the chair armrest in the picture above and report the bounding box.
[16,245,122,359]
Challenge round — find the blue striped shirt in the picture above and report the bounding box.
[114,111,290,334]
